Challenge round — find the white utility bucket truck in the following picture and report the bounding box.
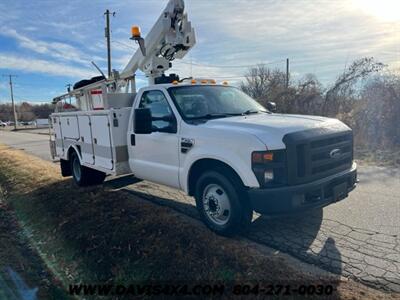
[50,0,357,235]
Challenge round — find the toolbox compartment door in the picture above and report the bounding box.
[51,116,64,157]
[78,115,94,165]
[60,116,79,140]
[91,115,113,170]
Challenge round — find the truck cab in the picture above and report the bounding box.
[125,82,357,234]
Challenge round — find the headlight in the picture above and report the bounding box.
[264,169,274,182]
[251,150,287,187]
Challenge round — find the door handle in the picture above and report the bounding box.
[131,134,135,146]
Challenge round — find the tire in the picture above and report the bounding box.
[60,159,72,177]
[70,152,106,186]
[194,170,252,236]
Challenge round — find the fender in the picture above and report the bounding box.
[180,151,260,194]
[178,125,267,194]
[66,144,82,163]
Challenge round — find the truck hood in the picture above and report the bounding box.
[202,113,350,149]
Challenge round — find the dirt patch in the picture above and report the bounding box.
[0,145,398,299]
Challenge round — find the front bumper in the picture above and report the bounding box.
[248,162,357,214]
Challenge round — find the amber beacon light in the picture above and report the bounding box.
[131,26,141,39]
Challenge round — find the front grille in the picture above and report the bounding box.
[284,128,353,185]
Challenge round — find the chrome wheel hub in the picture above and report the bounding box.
[202,183,231,226]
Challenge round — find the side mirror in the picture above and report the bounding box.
[267,101,277,113]
[134,108,152,134]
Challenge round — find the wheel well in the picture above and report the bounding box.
[187,159,245,196]
[67,146,81,161]
[67,147,76,161]
[61,147,77,177]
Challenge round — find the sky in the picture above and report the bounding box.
[0,0,399,104]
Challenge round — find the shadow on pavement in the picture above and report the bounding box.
[249,209,343,275]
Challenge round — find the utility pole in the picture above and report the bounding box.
[65,83,72,93]
[2,74,18,130]
[286,58,290,89]
[66,84,72,105]
[104,9,115,79]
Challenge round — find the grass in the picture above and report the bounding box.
[0,144,398,299]
[0,182,68,299]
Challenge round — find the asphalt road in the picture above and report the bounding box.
[1,129,399,292]
[0,129,51,161]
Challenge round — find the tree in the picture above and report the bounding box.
[240,65,324,114]
[0,102,54,122]
[323,57,385,116]
[0,104,13,122]
[18,102,35,122]
[292,74,324,115]
[240,65,287,105]
[351,73,400,149]
[32,104,55,119]
[239,57,399,152]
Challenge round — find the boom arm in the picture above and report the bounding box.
[120,0,196,84]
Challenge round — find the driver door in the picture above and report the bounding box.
[129,90,180,188]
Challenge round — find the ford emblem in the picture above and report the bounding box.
[330,148,342,159]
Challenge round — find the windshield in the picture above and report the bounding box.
[167,85,267,120]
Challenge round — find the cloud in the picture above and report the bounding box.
[113,54,135,71]
[0,27,99,66]
[0,53,96,78]
[0,81,8,99]
[185,0,399,82]
[168,59,248,85]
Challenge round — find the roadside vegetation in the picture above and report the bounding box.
[240,58,400,167]
[0,145,398,299]
[0,103,54,123]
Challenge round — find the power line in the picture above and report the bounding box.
[112,40,137,50]
[111,40,285,70]
[136,73,246,80]
[177,59,286,69]
[168,58,289,80]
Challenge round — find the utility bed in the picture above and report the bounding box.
[50,108,131,176]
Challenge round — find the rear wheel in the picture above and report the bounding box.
[70,152,106,186]
[60,159,72,177]
[195,170,252,236]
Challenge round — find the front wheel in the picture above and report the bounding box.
[195,170,252,236]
